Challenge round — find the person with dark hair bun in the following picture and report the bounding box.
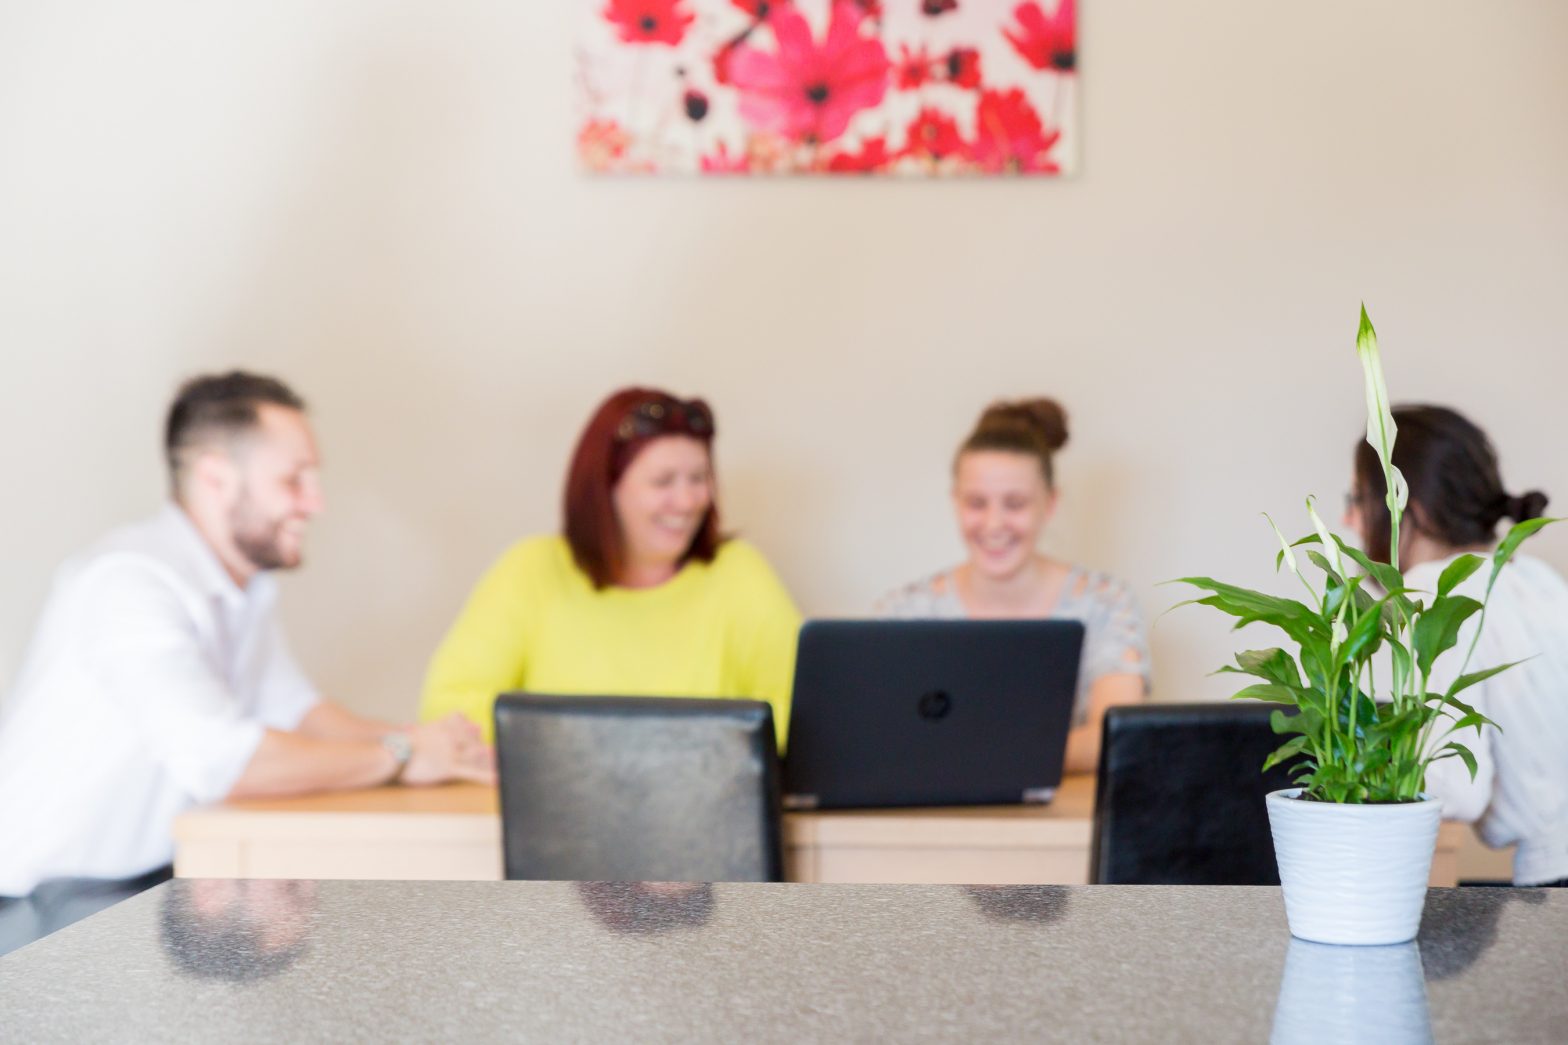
[1347,404,1568,887]
[420,387,800,745]
[876,398,1149,772]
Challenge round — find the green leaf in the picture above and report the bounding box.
[1174,578,1318,622]
[1263,735,1310,772]
[1348,580,1377,614]
[1335,685,1378,734]
[1270,709,1307,736]
[1360,747,1392,774]
[1296,631,1332,673]
[1446,659,1530,699]
[1439,742,1480,782]
[1306,550,1343,584]
[1487,517,1561,597]
[1336,593,1391,668]
[1230,683,1304,706]
[1435,692,1481,719]
[1413,595,1483,677]
[1229,648,1303,688]
[1492,517,1558,571]
[1173,578,1325,648]
[1430,694,1498,735]
[1446,712,1492,736]
[1436,554,1485,599]
[1332,537,1415,612]
[1389,642,1412,693]
[1323,574,1371,621]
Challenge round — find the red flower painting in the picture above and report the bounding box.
[895,43,932,89]
[1003,0,1076,73]
[727,3,890,143]
[826,135,891,172]
[944,47,982,88]
[578,119,631,171]
[903,107,966,162]
[577,0,1078,175]
[700,140,752,173]
[730,0,786,16]
[969,87,1060,173]
[602,0,696,46]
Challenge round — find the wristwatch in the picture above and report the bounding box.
[380,732,413,783]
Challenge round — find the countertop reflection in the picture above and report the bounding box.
[0,881,1562,1042]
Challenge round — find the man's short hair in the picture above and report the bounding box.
[164,371,306,493]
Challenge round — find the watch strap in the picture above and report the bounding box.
[380,731,413,783]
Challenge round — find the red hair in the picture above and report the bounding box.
[563,387,723,589]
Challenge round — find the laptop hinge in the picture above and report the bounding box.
[1021,787,1056,804]
[782,793,820,810]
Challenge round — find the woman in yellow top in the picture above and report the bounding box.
[420,388,801,745]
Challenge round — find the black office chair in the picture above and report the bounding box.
[494,694,783,882]
[1089,702,1301,885]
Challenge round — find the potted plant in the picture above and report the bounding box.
[1176,307,1554,945]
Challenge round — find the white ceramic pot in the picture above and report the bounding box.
[1265,788,1443,946]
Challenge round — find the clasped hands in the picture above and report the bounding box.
[400,713,495,786]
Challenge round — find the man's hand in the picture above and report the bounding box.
[399,714,495,787]
[230,714,495,799]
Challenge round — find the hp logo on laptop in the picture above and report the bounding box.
[917,690,953,721]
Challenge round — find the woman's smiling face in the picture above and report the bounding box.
[612,435,713,578]
[952,449,1055,581]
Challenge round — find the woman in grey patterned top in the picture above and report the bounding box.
[875,398,1150,773]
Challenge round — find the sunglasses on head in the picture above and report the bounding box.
[614,396,715,442]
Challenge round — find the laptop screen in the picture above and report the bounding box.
[782,619,1084,809]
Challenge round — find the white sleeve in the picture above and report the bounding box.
[255,619,320,730]
[77,559,265,804]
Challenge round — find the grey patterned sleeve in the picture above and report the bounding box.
[871,574,962,620]
[871,586,913,618]
[871,586,912,618]
[1081,574,1152,693]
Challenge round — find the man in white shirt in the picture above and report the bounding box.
[0,372,493,952]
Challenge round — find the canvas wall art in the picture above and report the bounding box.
[576,1,1078,176]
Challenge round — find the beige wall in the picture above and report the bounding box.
[2,1,1566,723]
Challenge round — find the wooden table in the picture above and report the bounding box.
[172,775,1469,886]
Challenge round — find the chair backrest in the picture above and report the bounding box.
[494,694,783,882]
[1089,702,1300,885]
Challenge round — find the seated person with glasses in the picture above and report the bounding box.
[875,398,1150,773]
[1343,404,1568,888]
[420,388,801,745]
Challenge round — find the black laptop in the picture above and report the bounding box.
[782,619,1085,809]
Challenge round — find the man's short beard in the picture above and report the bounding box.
[230,490,297,573]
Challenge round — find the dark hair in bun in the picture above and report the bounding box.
[956,398,1070,486]
[1352,403,1549,564]
[1508,490,1551,524]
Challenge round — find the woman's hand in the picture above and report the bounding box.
[402,714,495,786]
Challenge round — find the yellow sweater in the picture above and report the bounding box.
[420,535,801,745]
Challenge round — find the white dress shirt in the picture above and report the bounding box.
[0,505,319,895]
[1412,552,1568,886]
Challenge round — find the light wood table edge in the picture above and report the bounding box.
[172,777,1469,887]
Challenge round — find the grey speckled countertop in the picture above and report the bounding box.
[0,881,1562,1043]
